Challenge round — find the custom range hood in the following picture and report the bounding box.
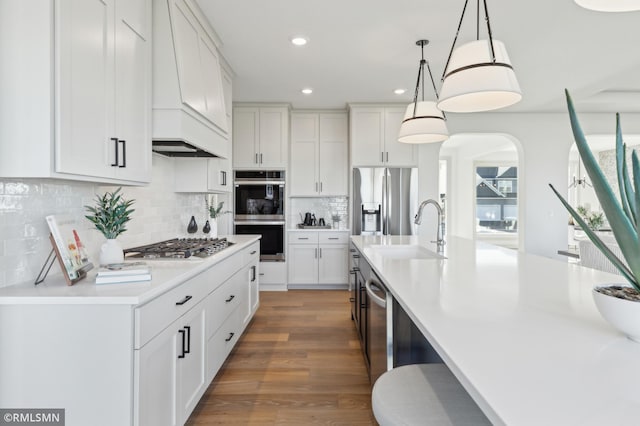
[152,0,231,158]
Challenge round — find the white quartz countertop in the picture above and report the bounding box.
[351,235,640,426]
[0,235,260,306]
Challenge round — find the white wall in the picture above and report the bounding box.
[417,111,640,259]
[0,154,214,289]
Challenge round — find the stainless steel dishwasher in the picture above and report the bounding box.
[365,274,393,385]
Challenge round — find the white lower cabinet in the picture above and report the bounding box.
[135,240,260,426]
[135,299,207,426]
[0,240,260,426]
[288,231,349,289]
[258,261,287,291]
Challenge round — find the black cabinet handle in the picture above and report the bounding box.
[250,250,257,255]
[225,295,235,303]
[184,326,191,354]
[328,237,339,240]
[178,329,186,359]
[110,137,118,166]
[119,139,126,167]
[260,153,263,164]
[255,153,258,164]
[225,332,235,342]
[175,295,193,306]
[298,237,309,240]
[251,265,257,282]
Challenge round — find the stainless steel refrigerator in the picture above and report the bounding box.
[352,168,418,235]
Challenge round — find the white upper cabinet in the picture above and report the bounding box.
[233,105,289,169]
[174,157,231,193]
[153,0,228,157]
[0,0,152,184]
[290,112,348,196]
[350,106,417,167]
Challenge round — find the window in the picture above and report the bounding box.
[475,165,518,234]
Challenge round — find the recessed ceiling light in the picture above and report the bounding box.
[290,36,308,46]
[301,88,313,95]
[394,89,406,95]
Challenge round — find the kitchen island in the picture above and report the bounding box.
[352,235,640,426]
[0,235,260,426]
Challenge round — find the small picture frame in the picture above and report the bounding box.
[45,215,94,285]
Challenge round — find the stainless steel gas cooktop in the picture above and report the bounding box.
[123,237,233,259]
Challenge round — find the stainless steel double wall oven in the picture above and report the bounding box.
[233,170,285,261]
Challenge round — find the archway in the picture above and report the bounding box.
[439,133,523,250]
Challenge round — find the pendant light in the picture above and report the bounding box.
[437,0,522,113]
[398,40,449,144]
[575,0,640,11]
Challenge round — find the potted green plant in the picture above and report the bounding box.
[550,90,640,341]
[205,196,230,238]
[85,187,135,265]
[576,205,605,231]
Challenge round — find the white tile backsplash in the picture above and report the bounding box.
[289,197,349,229]
[0,154,210,288]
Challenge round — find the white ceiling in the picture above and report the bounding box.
[197,0,640,113]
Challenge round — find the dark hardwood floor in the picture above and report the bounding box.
[186,290,375,425]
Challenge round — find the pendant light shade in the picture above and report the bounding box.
[437,39,522,113]
[438,0,522,113]
[398,102,448,144]
[398,39,449,144]
[575,0,640,11]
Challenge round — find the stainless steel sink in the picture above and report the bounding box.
[369,244,445,259]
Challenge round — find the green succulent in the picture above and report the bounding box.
[550,90,640,291]
[84,188,135,239]
[206,197,230,219]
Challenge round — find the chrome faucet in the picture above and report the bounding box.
[415,199,445,252]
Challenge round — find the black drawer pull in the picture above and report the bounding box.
[178,329,186,359]
[328,237,339,240]
[225,295,235,303]
[250,250,257,255]
[110,137,118,167]
[184,326,191,354]
[175,295,193,306]
[119,139,126,167]
[298,237,309,240]
[225,332,235,342]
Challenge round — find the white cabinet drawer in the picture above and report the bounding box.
[206,305,243,382]
[243,241,260,264]
[135,272,213,349]
[288,232,319,244]
[206,269,245,338]
[319,232,349,244]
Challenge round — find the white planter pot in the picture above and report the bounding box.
[209,219,218,239]
[100,239,124,266]
[593,286,640,342]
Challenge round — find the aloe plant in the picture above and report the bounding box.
[84,188,135,239]
[550,90,640,291]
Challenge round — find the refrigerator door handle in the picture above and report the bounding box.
[385,168,391,234]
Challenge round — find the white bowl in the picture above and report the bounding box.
[593,286,640,342]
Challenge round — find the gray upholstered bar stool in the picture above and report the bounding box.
[372,364,492,425]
